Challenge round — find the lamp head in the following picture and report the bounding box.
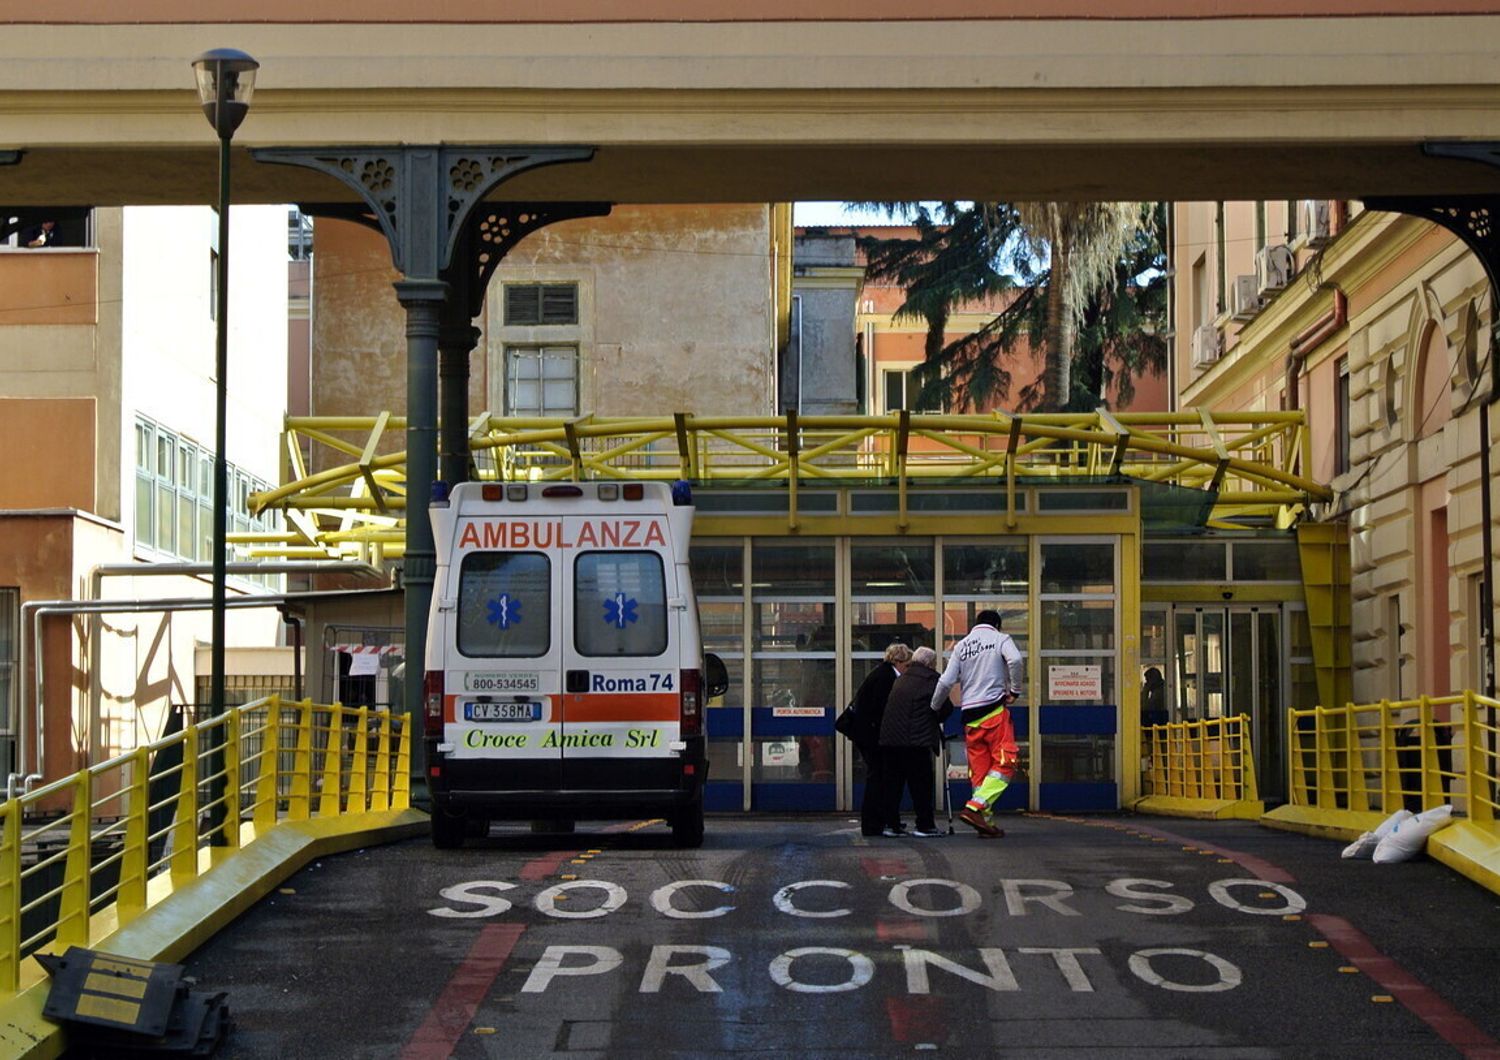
[192,48,259,139]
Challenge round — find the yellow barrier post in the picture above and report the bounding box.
[1345,705,1370,814]
[217,709,242,858]
[1462,690,1481,821]
[349,707,370,814]
[1417,694,1440,809]
[1286,708,1306,806]
[287,697,313,821]
[253,695,281,831]
[317,704,342,817]
[118,745,151,925]
[0,799,22,993]
[1315,706,1339,810]
[394,716,412,810]
[56,770,93,949]
[370,710,391,813]
[1377,700,1400,814]
[171,724,200,884]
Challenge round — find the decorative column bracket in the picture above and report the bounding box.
[452,201,611,318]
[252,145,596,279]
[298,199,612,316]
[1363,141,1500,324]
[1362,193,1500,320]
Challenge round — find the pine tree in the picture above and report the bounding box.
[857,201,1167,413]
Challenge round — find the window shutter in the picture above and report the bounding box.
[505,285,542,326]
[541,285,578,325]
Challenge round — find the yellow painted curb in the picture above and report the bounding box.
[1429,820,1500,897]
[1259,804,1390,841]
[1132,795,1264,820]
[0,808,428,1060]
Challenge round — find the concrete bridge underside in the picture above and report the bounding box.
[5,12,1500,205]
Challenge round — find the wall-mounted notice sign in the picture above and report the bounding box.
[1048,664,1102,701]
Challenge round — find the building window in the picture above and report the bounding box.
[505,347,579,417]
[132,417,282,585]
[288,207,314,261]
[1335,356,1351,475]
[881,367,939,413]
[504,283,578,326]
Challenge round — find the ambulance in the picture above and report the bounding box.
[424,479,727,848]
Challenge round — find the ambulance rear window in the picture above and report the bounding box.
[457,552,550,658]
[574,551,667,657]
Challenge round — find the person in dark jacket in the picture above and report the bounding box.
[850,643,912,836]
[877,646,944,838]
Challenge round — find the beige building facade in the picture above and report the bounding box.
[1174,198,1496,708]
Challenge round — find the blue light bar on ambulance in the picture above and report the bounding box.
[671,480,693,506]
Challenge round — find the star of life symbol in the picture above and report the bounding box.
[603,593,638,629]
[486,593,522,630]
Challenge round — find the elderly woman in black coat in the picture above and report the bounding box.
[877,645,945,837]
[849,642,912,836]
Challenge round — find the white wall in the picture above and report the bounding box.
[120,203,288,496]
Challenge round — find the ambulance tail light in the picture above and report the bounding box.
[680,668,703,737]
[424,670,445,736]
[623,483,645,501]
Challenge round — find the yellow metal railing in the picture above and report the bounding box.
[1286,691,1499,821]
[0,695,409,995]
[1142,714,1260,803]
[236,410,1328,559]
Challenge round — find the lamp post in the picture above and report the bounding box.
[192,48,258,718]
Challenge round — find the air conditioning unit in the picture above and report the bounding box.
[1255,244,1295,296]
[1299,200,1332,247]
[1191,324,1221,368]
[1230,274,1261,322]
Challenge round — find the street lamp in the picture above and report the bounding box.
[192,48,258,718]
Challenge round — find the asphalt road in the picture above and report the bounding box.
[182,814,1500,1059]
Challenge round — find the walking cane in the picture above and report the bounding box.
[942,733,958,835]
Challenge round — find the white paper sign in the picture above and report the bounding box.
[762,741,800,768]
[1048,664,1102,700]
[348,651,381,677]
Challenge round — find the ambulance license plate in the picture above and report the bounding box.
[464,701,542,722]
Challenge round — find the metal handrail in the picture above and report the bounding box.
[1141,714,1259,803]
[1285,690,1498,821]
[0,695,409,995]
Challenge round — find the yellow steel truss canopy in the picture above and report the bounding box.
[236,410,1329,561]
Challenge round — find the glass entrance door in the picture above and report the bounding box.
[1170,606,1285,801]
[1036,538,1119,810]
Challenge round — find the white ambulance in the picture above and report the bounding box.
[424,479,726,848]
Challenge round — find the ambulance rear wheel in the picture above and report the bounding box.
[430,809,466,849]
[670,804,704,848]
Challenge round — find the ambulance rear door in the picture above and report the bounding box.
[449,523,565,790]
[559,510,681,790]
